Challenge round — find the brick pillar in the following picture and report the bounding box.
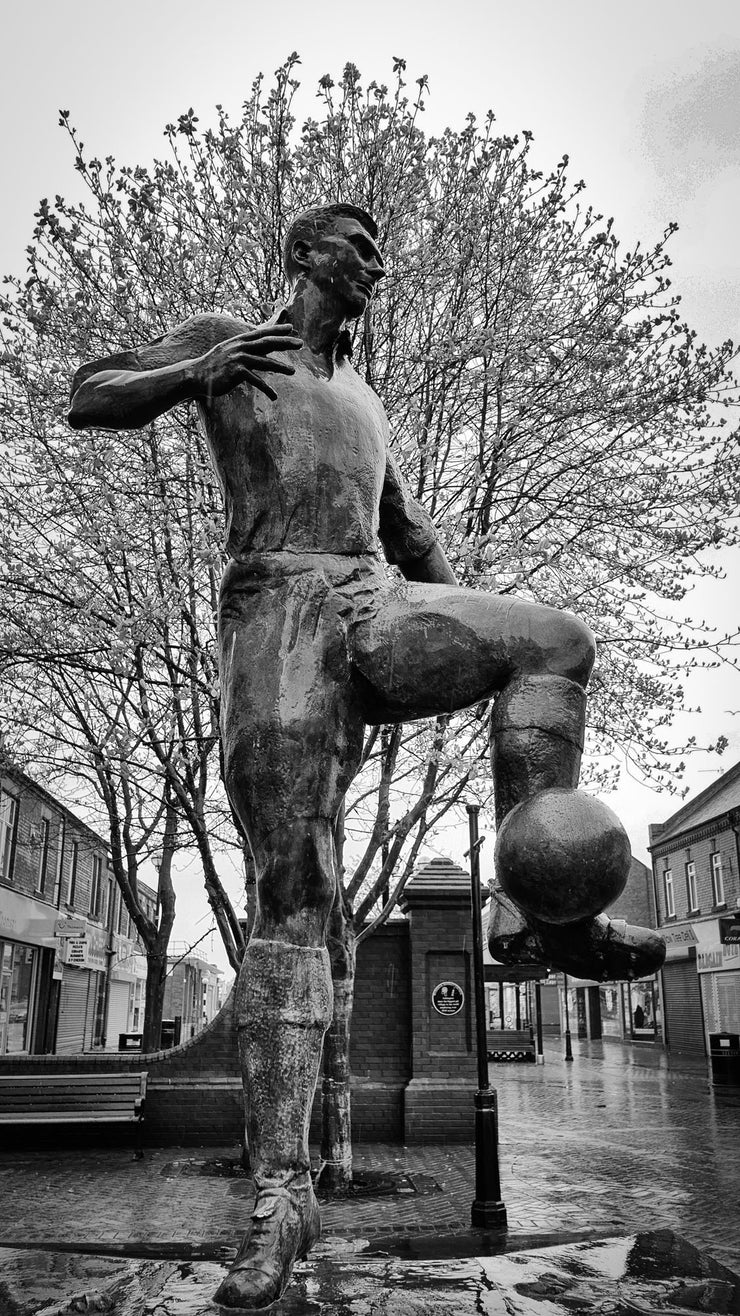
[399,856,482,1142]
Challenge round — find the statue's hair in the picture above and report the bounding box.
[282,203,378,281]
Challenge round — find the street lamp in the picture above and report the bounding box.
[466,804,508,1230]
[563,972,574,1062]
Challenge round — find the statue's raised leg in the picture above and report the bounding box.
[488,675,665,980]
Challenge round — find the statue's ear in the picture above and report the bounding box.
[290,238,313,275]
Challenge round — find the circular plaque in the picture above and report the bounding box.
[431,981,464,1017]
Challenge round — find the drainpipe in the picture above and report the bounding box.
[648,848,668,1046]
[729,811,740,906]
[54,816,66,910]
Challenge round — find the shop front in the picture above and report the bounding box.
[696,915,740,1047]
[55,916,109,1053]
[0,888,58,1055]
[105,935,139,1049]
[660,922,705,1056]
[624,977,662,1041]
[597,977,663,1043]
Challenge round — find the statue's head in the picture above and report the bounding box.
[283,203,384,318]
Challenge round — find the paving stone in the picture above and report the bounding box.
[0,1039,737,1279]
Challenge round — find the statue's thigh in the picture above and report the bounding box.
[219,573,365,845]
[352,583,590,724]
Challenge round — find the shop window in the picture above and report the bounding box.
[89,854,103,919]
[67,841,79,906]
[685,860,699,913]
[35,817,51,894]
[663,868,675,918]
[628,980,659,1041]
[599,985,622,1037]
[711,853,726,907]
[0,792,19,882]
[0,940,38,1054]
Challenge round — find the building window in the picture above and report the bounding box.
[117,894,129,938]
[89,854,103,919]
[711,852,725,907]
[664,868,675,918]
[0,791,19,882]
[36,817,51,894]
[685,860,698,913]
[0,939,38,1054]
[67,840,79,906]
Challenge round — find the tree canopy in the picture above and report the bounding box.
[1,54,738,946]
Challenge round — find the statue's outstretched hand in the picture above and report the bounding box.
[195,323,302,403]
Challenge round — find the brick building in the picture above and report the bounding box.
[649,760,740,1058]
[161,949,224,1044]
[0,766,155,1054]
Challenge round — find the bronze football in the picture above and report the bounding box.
[494,788,631,925]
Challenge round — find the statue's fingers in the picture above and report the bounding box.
[242,355,296,375]
[242,370,278,402]
[241,322,300,340]
[245,334,303,356]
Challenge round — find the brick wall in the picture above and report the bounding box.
[1,878,479,1146]
[1,925,413,1145]
[606,855,657,928]
[0,983,242,1143]
[347,922,410,1083]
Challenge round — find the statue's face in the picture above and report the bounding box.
[306,217,385,319]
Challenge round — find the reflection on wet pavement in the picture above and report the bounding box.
[2,1231,738,1316]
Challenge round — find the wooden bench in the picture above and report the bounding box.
[487,1029,536,1063]
[0,1072,147,1149]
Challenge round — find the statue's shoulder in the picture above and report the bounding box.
[162,311,251,353]
[72,312,253,393]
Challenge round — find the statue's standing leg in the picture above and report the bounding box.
[217,870,333,1309]
[214,562,363,1310]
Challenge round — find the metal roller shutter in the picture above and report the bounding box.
[662,960,706,1056]
[105,980,131,1050]
[56,966,91,1054]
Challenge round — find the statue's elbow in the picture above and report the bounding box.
[68,388,98,430]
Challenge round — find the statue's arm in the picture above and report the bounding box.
[379,446,457,585]
[68,316,301,431]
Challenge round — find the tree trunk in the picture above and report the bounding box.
[142,948,168,1052]
[316,886,356,1195]
[141,797,178,1052]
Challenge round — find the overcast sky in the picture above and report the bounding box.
[2,1,739,968]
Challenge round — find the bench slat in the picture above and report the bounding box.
[0,1072,147,1127]
[0,1074,146,1087]
[0,1111,141,1124]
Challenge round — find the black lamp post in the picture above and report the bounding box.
[466,804,508,1230]
[563,971,574,1062]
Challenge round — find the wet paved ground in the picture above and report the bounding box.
[0,1038,738,1310]
[2,1229,739,1315]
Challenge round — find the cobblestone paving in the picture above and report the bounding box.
[0,1041,737,1274]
